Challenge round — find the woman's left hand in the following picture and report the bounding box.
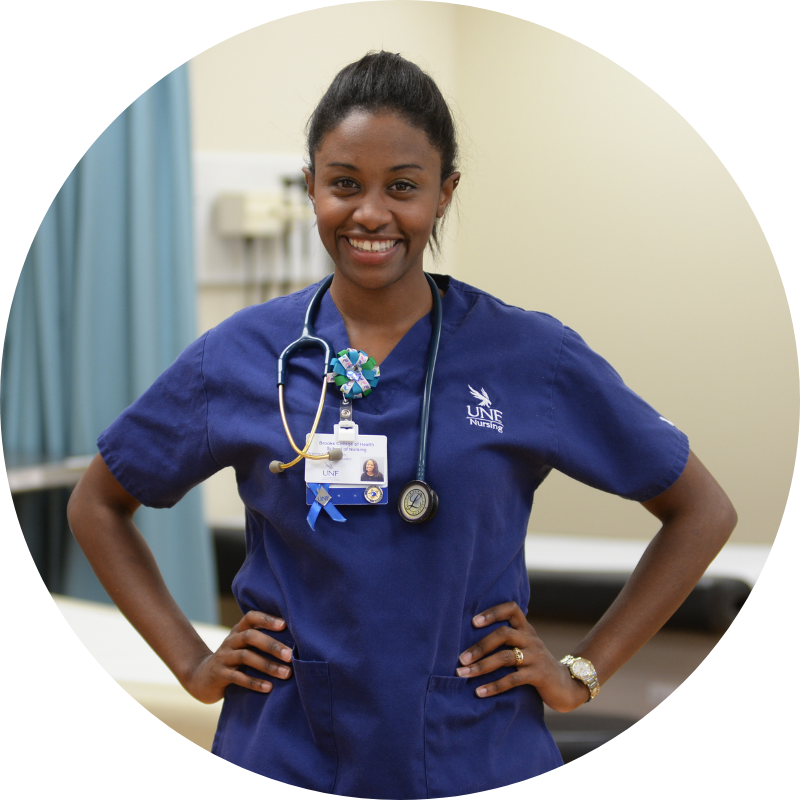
[456,601,589,713]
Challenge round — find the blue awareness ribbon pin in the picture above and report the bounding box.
[307,483,347,530]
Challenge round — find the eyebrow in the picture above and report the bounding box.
[325,162,424,171]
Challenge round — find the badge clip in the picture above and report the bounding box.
[336,396,357,442]
[335,421,358,442]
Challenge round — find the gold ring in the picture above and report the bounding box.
[512,647,524,666]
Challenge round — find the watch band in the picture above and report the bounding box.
[560,654,600,702]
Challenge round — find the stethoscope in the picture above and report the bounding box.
[268,271,442,524]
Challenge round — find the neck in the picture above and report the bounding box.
[329,269,433,364]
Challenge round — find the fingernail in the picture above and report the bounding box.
[275,618,286,628]
[263,682,272,692]
[278,667,291,678]
[456,667,471,677]
[476,687,487,697]
[281,648,292,660]
[459,651,473,665]
[473,615,485,626]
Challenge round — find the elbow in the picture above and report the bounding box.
[720,496,738,539]
[707,487,738,550]
[66,471,102,544]
[66,481,85,541]
[713,473,738,533]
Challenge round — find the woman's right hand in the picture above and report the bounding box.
[182,611,294,704]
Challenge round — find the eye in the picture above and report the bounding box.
[390,180,416,192]
[333,178,359,190]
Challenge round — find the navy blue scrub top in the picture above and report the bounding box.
[98,275,689,798]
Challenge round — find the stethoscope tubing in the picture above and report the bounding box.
[416,272,442,482]
[276,381,329,468]
[272,273,335,472]
[274,270,442,489]
[277,273,334,385]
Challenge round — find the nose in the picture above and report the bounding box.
[352,189,392,230]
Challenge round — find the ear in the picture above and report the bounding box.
[302,167,316,212]
[436,172,460,219]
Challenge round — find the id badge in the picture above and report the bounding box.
[304,432,388,505]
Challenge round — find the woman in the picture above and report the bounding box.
[361,459,384,482]
[67,52,736,798]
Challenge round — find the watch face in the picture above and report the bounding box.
[571,658,594,680]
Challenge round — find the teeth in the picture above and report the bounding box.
[348,238,398,252]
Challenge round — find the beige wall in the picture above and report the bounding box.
[189,2,797,545]
[190,3,459,156]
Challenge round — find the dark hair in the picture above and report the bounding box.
[306,51,458,251]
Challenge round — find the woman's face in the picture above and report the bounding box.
[365,460,375,474]
[304,111,459,292]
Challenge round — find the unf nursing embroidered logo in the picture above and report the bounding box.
[467,386,504,433]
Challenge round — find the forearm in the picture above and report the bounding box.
[570,451,737,687]
[572,513,732,685]
[67,464,212,687]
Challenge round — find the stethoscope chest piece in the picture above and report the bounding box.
[397,480,439,524]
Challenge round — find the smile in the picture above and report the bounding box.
[347,238,400,253]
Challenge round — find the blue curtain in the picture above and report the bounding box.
[1,66,219,624]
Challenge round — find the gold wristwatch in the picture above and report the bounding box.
[560,655,600,702]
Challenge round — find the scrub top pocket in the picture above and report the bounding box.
[212,657,339,795]
[423,675,562,799]
[292,657,339,793]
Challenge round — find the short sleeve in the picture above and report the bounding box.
[550,326,689,502]
[97,332,223,508]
